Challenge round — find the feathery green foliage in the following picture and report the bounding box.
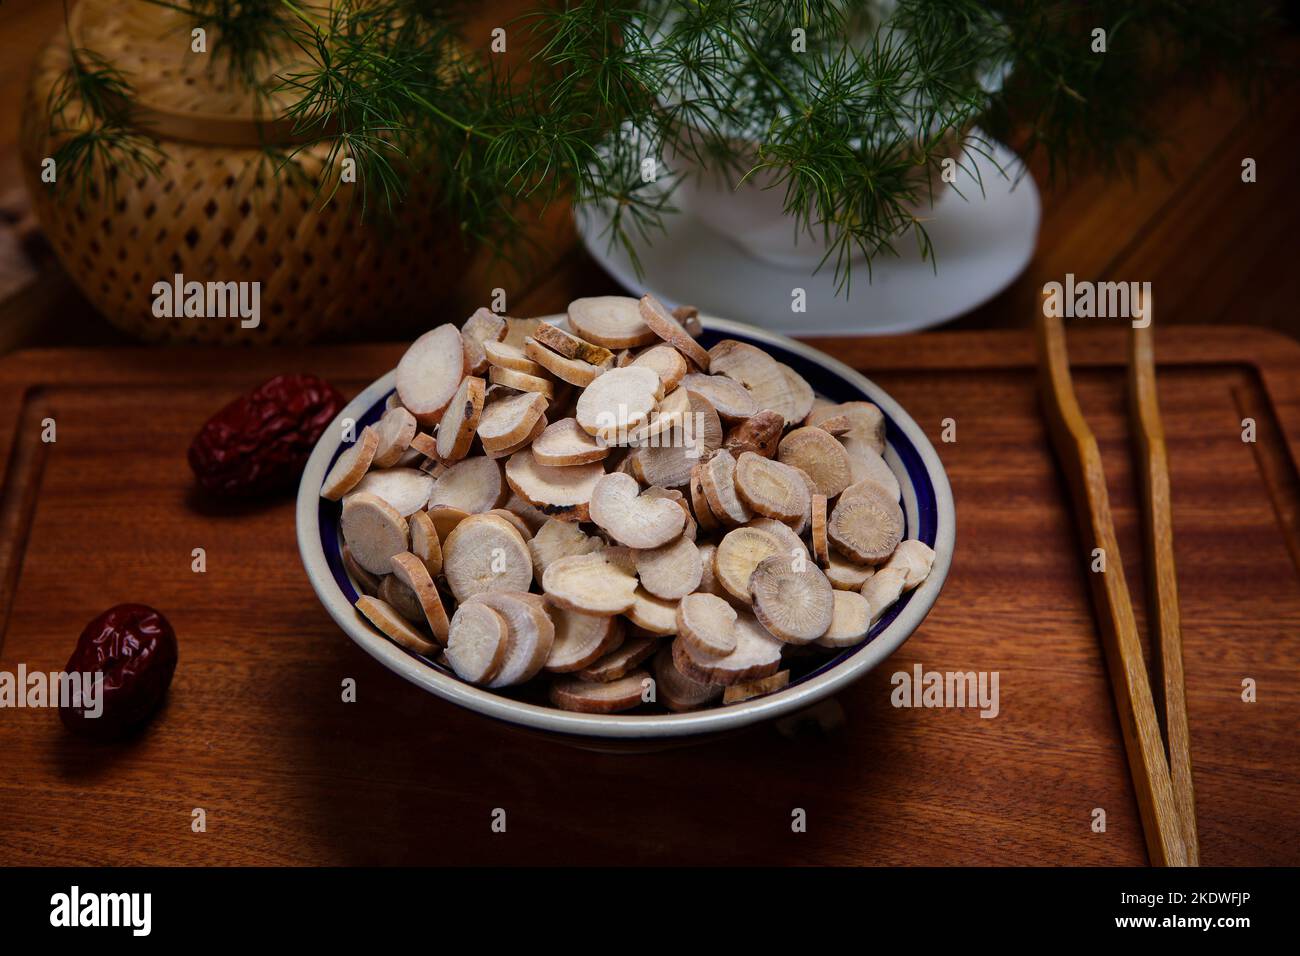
[54,0,1277,288]
[46,46,163,201]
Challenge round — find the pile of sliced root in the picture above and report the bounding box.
[322,294,936,714]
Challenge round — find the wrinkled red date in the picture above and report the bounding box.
[60,604,178,740]
[188,374,345,497]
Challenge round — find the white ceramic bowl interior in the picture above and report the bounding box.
[297,317,955,741]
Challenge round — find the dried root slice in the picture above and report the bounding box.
[722,670,790,705]
[733,452,810,523]
[654,643,722,712]
[568,295,659,348]
[356,595,438,656]
[679,373,758,422]
[689,467,721,532]
[503,316,546,349]
[533,321,615,365]
[542,550,639,615]
[545,610,624,673]
[409,431,440,463]
[484,414,547,460]
[636,391,723,488]
[345,467,434,517]
[379,574,425,624]
[391,551,450,643]
[505,449,604,522]
[321,426,380,500]
[779,364,815,425]
[341,492,410,576]
[825,552,875,590]
[549,671,650,714]
[746,516,810,562]
[672,304,703,337]
[407,510,443,577]
[427,504,470,542]
[675,592,738,658]
[630,345,689,393]
[643,487,697,542]
[588,472,686,548]
[724,409,784,459]
[394,446,426,469]
[343,545,383,596]
[861,567,908,625]
[696,543,727,598]
[699,450,752,526]
[748,554,834,644]
[814,414,851,437]
[816,590,873,649]
[884,539,935,590]
[489,364,555,398]
[525,337,606,387]
[842,445,901,501]
[445,602,509,684]
[638,293,711,369]
[578,635,659,682]
[528,517,603,582]
[708,340,801,426]
[532,417,610,467]
[671,612,782,686]
[477,390,547,450]
[828,483,904,565]
[784,466,816,537]
[624,588,678,636]
[503,493,550,535]
[713,526,783,603]
[778,427,853,497]
[428,456,506,514]
[442,513,533,602]
[372,406,418,468]
[575,366,661,443]
[468,591,556,688]
[810,401,886,455]
[601,544,639,577]
[396,324,466,425]
[436,375,485,461]
[485,508,533,541]
[628,386,690,445]
[811,494,829,565]
[634,535,702,600]
[484,340,545,375]
[460,308,508,376]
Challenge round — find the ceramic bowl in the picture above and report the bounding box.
[296,317,955,745]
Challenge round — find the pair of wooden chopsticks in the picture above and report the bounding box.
[1035,307,1199,867]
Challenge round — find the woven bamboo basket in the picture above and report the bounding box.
[20,0,470,345]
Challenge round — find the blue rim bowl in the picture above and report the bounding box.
[297,317,955,742]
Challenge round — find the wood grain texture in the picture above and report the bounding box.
[1128,322,1199,865]
[1,326,1298,866]
[1034,311,1185,867]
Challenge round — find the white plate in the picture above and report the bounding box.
[575,140,1040,336]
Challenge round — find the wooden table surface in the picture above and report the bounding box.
[1,326,1298,866]
[1,2,1298,867]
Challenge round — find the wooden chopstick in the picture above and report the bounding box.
[1034,308,1189,867]
[1128,321,1200,865]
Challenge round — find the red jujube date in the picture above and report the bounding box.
[188,373,345,497]
[60,604,178,740]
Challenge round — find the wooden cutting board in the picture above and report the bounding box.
[1,326,1297,866]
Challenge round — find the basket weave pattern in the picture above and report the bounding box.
[20,0,468,345]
